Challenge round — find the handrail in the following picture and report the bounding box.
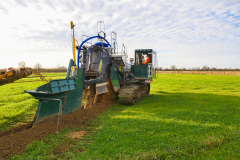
[77,36,111,68]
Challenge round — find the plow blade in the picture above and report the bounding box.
[25,68,85,125]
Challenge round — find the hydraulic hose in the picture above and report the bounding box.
[77,36,111,68]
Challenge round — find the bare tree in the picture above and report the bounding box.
[212,67,217,71]
[202,65,209,71]
[18,61,26,68]
[171,65,176,71]
[34,62,42,71]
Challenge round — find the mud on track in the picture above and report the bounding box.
[0,101,115,159]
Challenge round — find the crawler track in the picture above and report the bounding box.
[118,84,150,105]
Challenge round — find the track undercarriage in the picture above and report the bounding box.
[118,84,150,105]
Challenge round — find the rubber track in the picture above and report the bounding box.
[118,84,150,105]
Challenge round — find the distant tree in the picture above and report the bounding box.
[34,62,42,71]
[202,65,209,71]
[171,65,176,71]
[212,67,217,71]
[158,67,163,71]
[18,61,26,68]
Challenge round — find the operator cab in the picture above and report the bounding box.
[135,49,153,66]
[131,49,157,80]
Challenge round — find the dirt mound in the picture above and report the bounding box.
[0,122,33,138]
[97,78,116,103]
[0,101,115,159]
[67,130,86,139]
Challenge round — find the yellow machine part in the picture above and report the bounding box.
[0,71,13,79]
[0,68,48,86]
[72,37,77,68]
[98,60,103,71]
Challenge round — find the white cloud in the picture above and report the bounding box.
[0,0,239,69]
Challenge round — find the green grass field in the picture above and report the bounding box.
[0,73,66,131]
[6,74,240,159]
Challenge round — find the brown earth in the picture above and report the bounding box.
[0,101,115,159]
[157,71,240,75]
[97,79,117,103]
[0,122,33,138]
[67,130,86,139]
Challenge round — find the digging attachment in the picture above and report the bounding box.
[118,84,150,105]
[25,67,86,125]
[24,59,106,125]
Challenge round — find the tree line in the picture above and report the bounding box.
[156,65,240,71]
[0,61,67,73]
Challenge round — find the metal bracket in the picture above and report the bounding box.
[83,74,104,89]
[34,98,63,126]
[66,59,76,79]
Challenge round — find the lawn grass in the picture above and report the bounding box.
[0,73,65,131]
[9,74,240,159]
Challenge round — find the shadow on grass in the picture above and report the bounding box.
[82,91,240,159]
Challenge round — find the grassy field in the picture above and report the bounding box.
[8,74,240,159]
[0,73,66,131]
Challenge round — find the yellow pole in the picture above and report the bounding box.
[71,21,77,70]
[72,36,77,68]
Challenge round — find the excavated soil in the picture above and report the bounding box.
[0,122,33,138]
[97,79,116,103]
[0,101,115,159]
[67,130,86,139]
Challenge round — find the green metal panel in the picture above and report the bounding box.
[110,65,120,92]
[37,96,65,121]
[149,54,152,63]
[24,68,85,124]
[135,49,153,52]
[141,65,148,77]
[63,68,85,114]
[131,65,148,78]
[131,65,141,77]
[72,68,85,111]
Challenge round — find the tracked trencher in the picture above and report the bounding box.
[25,21,158,125]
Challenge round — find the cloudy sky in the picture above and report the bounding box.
[0,0,240,69]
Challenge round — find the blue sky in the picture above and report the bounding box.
[0,0,240,69]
